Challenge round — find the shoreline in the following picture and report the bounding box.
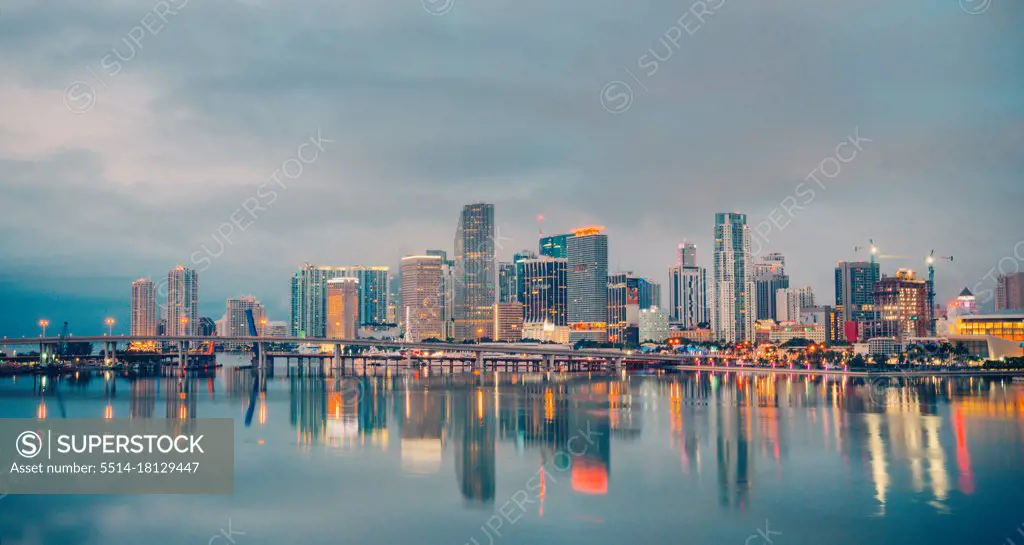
[670,364,1024,378]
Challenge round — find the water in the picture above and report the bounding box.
[1,355,1023,545]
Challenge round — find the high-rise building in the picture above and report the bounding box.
[639,306,669,343]
[669,244,708,329]
[426,250,456,339]
[568,226,609,342]
[677,242,698,268]
[712,213,755,343]
[401,255,443,342]
[326,278,360,339]
[198,317,217,337]
[754,252,786,276]
[540,234,570,259]
[493,302,524,342]
[454,203,496,341]
[521,257,568,326]
[498,262,517,303]
[166,265,199,336]
[996,272,1024,312]
[870,269,930,340]
[290,264,390,338]
[225,296,265,344]
[835,261,881,328]
[607,272,660,345]
[776,286,815,323]
[754,253,789,321]
[130,278,157,336]
[513,250,537,305]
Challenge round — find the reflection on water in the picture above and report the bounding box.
[2,362,1024,545]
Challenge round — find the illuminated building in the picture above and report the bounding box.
[768,323,826,344]
[712,212,755,343]
[540,234,570,259]
[522,322,570,344]
[513,250,537,305]
[225,296,265,346]
[776,286,815,323]
[669,256,708,328]
[754,253,789,321]
[166,265,199,336]
[607,272,659,345]
[568,226,609,342]
[290,264,390,337]
[130,278,157,336]
[426,249,455,339]
[995,272,1024,312]
[493,302,524,341]
[799,305,839,344]
[955,313,1024,342]
[326,278,359,339]
[835,261,880,339]
[871,269,930,340]
[639,307,669,343]
[521,257,568,327]
[400,255,443,342]
[454,203,496,341]
[498,262,517,303]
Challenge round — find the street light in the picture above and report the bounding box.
[105,317,115,336]
[260,317,268,337]
[39,319,49,338]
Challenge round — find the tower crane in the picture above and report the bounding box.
[853,239,878,266]
[926,250,954,336]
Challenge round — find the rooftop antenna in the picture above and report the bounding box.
[537,214,544,239]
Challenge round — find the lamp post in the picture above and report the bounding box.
[39,319,49,338]
[105,317,115,336]
[260,317,268,338]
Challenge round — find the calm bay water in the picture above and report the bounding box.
[1,355,1023,545]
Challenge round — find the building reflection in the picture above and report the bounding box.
[273,365,1023,515]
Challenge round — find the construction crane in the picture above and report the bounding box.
[854,239,879,266]
[926,250,954,336]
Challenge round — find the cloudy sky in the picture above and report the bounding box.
[0,0,1021,337]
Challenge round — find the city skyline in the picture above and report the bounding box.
[1,3,1021,337]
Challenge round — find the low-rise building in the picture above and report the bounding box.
[768,323,826,344]
[522,322,570,344]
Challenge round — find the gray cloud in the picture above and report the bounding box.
[0,0,1021,335]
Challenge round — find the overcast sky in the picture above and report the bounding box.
[0,0,1021,337]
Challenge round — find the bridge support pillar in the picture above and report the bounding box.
[615,357,624,370]
[475,351,484,370]
[545,354,555,371]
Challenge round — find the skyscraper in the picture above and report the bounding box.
[290,264,390,338]
[677,242,698,268]
[669,266,708,328]
[669,244,708,329]
[326,278,360,339]
[996,272,1024,312]
[775,286,815,323]
[225,295,265,340]
[426,250,456,339]
[607,272,660,345]
[835,261,881,326]
[712,213,754,343]
[540,234,570,259]
[754,253,790,321]
[498,262,517,303]
[871,269,930,339]
[513,250,537,305]
[454,203,496,341]
[130,278,157,336]
[568,226,609,342]
[166,265,199,336]
[401,255,443,342]
[521,257,568,326]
